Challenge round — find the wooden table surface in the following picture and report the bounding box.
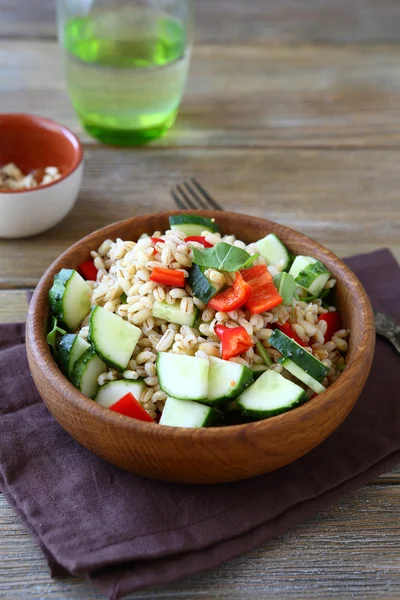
[1,0,399,598]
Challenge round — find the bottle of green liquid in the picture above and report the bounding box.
[58,2,192,145]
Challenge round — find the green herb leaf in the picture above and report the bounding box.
[192,242,256,272]
[242,253,259,269]
[273,272,298,305]
[47,315,66,350]
[120,292,127,303]
[256,340,273,367]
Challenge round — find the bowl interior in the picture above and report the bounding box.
[0,114,82,186]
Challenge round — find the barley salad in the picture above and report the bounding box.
[47,214,349,427]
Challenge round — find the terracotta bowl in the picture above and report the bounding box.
[26,211,375,484]
[0,114,83,238]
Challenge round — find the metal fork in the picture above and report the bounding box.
[374,310,400,355]
[170,177,223,211]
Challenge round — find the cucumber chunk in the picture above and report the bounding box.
[58,334,90,379]
[281,357,326,394]
[256,233,290,270]
[205,356,254,405]
[95,379,146,408]
[169,214,219,236]
[49,269,91,331]
[250,364,269,380]
[289,256,331,296]
[71,348,106,399]
[157,353,209,400]
[188,264,222,304]
[151,300,198,327]
[88,306,141,371]
[268,329,329,382]
[237,369,307,419]
[160,396,220,428]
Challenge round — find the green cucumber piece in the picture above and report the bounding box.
[237,369,307,419]
[88,306,141,371]
[95,379,146,408]
[160,396,221,428]
[49,269,92,331]
[250,364,269,380]
[273,272,298,305]
[151,300,198,327]
[157,352,209,400]
[255,340,273,367]
[58,334,90,379]
[268,329,329,382]
[289,256,331,296]
[256,233,290,270]
[205,356,254,405]
[281,358,326,394]
[71,348,106,399]
[169,214,219,236]
[188,264,222,304]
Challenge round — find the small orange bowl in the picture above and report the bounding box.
[0,114,83,238]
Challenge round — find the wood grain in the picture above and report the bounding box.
[0,147,399,288]
[4,41,400,149]
[26,210,375,483]
[3,0,400,45]
[1,289,399,483]
[1,486,399,599]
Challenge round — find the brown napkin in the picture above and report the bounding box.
[0,249,399,600]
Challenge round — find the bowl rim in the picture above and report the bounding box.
[27,210,375,440]
[0,113,83,195]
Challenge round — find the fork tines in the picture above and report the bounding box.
[170,177,223,211]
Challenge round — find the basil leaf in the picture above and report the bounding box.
[192,242,256,272]
[242,253,259,269]
[47,315,66,350]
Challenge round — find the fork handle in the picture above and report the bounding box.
[388,333,400,355]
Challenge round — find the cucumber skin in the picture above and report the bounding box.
[238,390,308,420]
[58,334,78,376]
[295,260,329,291]
[268,329,330,382]
[203,365,254,406]
[169,214,219,233]
[70,347,105,398]
[88,306,140,372]
[48,269,75,330]
[188,264,219,304]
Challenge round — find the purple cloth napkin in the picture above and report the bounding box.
[0,249,399,600]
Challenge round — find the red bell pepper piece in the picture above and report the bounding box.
[208,272,252,312]
[319,311,342,343]
[109,392,154,422]
[276,322,307,347]
[215,324,254,360]
[78,260,98,281]
[150,237,165,244]
[184,236,213,248]
[241,264,283,314]
[150,266,185,288]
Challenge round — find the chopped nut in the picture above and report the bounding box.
[0,163,61,190]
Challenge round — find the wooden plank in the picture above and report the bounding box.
[0,486,399,598]
[3,41,400,148]
[3,0,400,45]
[0,146,398,288]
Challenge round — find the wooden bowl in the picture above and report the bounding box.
[26,211,375,484]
